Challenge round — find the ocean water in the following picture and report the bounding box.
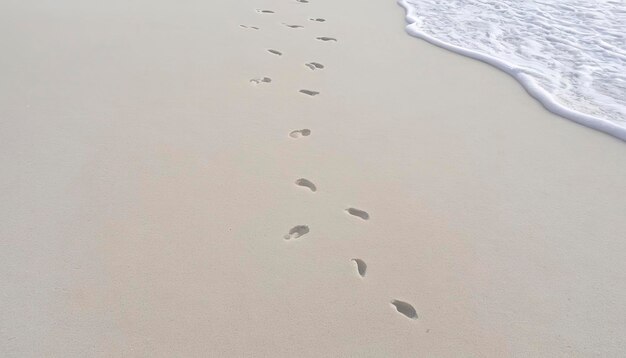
[399,0,626,140]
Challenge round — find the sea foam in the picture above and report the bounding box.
[399,0,626,141]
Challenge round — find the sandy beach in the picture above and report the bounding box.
[2,0,626,356]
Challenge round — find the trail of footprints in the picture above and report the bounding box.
[244,1,418,323]
[316,36,337,42]
[295,178,317,192]
[346,207,370,220]
[299,89,319,96]
[352,259,367,277]
[289,129,311,138]
[305,62,324,70]
[250,77,271,85]
[284,225,309,240]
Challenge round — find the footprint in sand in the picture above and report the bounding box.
[250,77,272,85]
[284,225,310,240]
[295,178,317,192]
[268,49,283,56]
[283,24,304,29]
[310,18,326,22]
[391,300,418,320]
[351,259,367,277]
[256,9,275,14]
[305,62,324,70]
[240,25,259,30]
[345,208,369,220]
[289,129,311,138]
[316,37,337,42]
[299,89,320,96]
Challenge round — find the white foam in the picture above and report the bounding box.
[398,0,626,141]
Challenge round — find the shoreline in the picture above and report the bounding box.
[2,0,626,356]
[398,0,626,143]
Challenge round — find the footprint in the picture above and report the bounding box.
[283,24,304,29]
[268,49,283,56]
[289,129,311,138]
[351,259,367,277]
[250,77,272,84]
[239,25,259,30]
[316,37,337,42]
[346,208,369,220]
[299,89,319,96]
[309,18,326,22]
[391,300,418,319]
[256,9,275,13]
[295,178,317,192]
[284,225,310,240]
[305,62,324,70]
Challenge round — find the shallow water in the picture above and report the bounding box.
[399,0,626,140]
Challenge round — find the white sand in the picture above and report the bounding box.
[2,0,626,356]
